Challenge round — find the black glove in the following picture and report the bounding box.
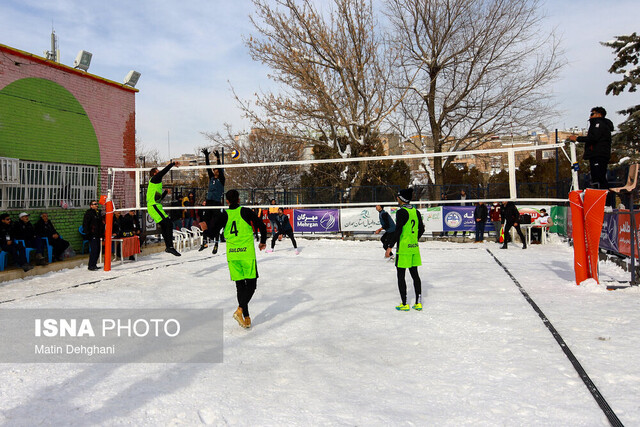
[201,148,210,157]
[214,150,220,159]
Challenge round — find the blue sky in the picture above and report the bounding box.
[1,0,639,158]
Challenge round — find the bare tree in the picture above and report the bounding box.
[386,0,564,191]
[244,0,401,190]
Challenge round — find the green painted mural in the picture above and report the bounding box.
[0,78,100,165]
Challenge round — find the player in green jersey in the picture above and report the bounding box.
[386,188,425,311]
[210,189,267,328]
[147,162,181,256]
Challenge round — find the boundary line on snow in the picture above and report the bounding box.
[486,249,623,427]
[0,257,213,305]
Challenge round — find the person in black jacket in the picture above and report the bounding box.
[35,212,70,261]
[473,202,488,243]
[266,208,298,254]
[83,200,104,270]
[569,106,614,190]
[500,201,526,250]
[200,148,226,252]
[0,213,32,271]
[12,212,47,265]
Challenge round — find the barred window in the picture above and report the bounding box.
[0,160,98,210]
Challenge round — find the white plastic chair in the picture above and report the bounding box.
[172,230,186,252]
[181,227,195,249]
[190,226,204,247]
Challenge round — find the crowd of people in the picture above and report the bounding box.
[1,211,70,271]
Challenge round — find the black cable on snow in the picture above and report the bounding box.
[486,249,623,427]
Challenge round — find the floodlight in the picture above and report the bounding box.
[73,50,92,71]
[123,70,141,87]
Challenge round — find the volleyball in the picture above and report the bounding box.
[231,149,240,160]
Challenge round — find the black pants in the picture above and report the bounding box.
[271,230,297,249]
[88,237,100,269]
[159,218,174,249]
[203,200,223,242]
[49,237,70,259]
[503,221,525,247]
[589,158,609,189]
[381,232,393,250]
[397,266,421,305]
[1,242,28,267]
[236,278,257,317]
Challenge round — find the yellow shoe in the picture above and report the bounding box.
[395,304,410,311]
[412,303,422,311]
[244,316,251,329]
[233,307,244,328]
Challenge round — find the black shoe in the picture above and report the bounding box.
[198,243,208,252]
[22,264,34,272]
[165,247,181,257]
[212,242,219,255]
[128,255,136,260]
[88,266,100,271]
[522,244,527,249]
[500,245,507,249]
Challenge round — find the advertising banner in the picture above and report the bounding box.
[616,211,640,259]
[442,207,476,232]
[293,209,340,233]
[600,212,619,252]
[550,206,567,235]
[418,207,443,232]
[340,207,382,232]
[261,209,294,233]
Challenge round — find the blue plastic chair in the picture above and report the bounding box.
[0,251,7,271]
[41,236,59,263]
[79,226,90,254]
[14,240,35,263]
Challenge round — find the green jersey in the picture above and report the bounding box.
[398,206,420,256]
[224,207,256,262]
[146,181,166,223]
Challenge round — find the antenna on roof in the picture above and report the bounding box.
[44,27,60,62]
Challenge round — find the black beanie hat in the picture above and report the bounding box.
[398,188,413,203]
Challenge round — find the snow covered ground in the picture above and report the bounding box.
[0,238,638,426]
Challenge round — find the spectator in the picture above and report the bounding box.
[0,213,32,271]
[568,106,614,191]
[121,210,143,260]
[183,192,196,229]
[111,210,123,238]
[532,208,553,244]
[473,202,488,243]
[453,190,467,238]
[268,199,279,237]
[35,212,70,261]
[12,212,47,265]
[375,204,396,257]
[267,208,298,254]
[489,202,503,243]
[500,201,526,250]
[83,200,104,271]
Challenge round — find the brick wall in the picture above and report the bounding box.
[0,44,138,240]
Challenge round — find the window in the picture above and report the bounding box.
[0,160,98,210]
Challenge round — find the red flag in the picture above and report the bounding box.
[582,189,608,283]
[569,191,588,285]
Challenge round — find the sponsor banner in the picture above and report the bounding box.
[0,309,223,363]
[550,206,567,235]
[340,207,381,232]
[260,209,294,233]
[599,212,619,252]
[293,209,340,232]
[616,211,640,258]
[418,207,443,232]
[442,207,476,232]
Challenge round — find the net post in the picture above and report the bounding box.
[135,169,141,210]
[570,141,580,191]
[508,148,517,199]
[103,189,113,272]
